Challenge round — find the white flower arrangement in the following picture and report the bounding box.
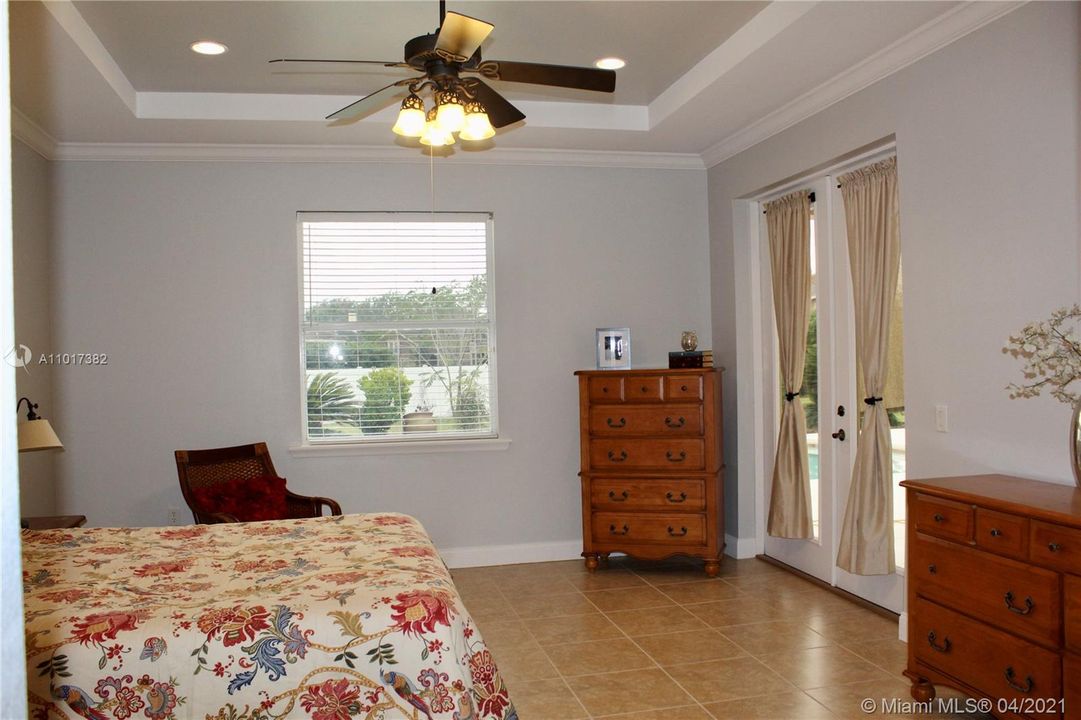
[1003,304,1081,404]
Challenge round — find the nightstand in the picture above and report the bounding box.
[21,515,87,530]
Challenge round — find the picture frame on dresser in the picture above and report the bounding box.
[596,327,631,370]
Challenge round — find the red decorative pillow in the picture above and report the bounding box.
[191,475,287,522]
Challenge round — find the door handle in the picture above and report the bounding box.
[831,429,846,441]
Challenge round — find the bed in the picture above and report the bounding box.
[23,513,516,720]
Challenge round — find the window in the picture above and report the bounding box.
[299,212,497,444]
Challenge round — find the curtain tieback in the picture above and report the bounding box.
[863,396,883,406]
[785,390,802,401]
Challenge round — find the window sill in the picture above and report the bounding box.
[288,437,512,457]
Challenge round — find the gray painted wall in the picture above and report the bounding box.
[709,3,1081,539]
[48,160,711,554]
[13,140,56,516]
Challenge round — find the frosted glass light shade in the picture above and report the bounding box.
[18,419,63,452]
[420,108,455,146]
[459,102,495,141]
[392,95,426,137]
[435,90,466,133]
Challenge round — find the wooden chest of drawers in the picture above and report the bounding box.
[902,475,1081,719]
[575,368,724,576]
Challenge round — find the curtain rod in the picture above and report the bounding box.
[763,191,814,214]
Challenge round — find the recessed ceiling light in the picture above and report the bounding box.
[594,57,625,70]
[190,40,228,56]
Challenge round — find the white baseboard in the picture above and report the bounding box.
[439,537,758,569]
[439,540,582,569]
[724,534,758,559]
[898,611,908,642]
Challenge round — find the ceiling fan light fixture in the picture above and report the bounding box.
[392,94,427,137]
[435,90,467,134]
[594,57,625,70]
[190,40,228,56]
[459,101,495,141]
[420,107,455,147]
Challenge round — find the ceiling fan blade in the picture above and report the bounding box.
[464,79,525,128]
[270,58,407,68]
[479,60,616,92]
[326,82,407,122]
[435,11,494,61]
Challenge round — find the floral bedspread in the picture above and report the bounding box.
[23,514,516,720]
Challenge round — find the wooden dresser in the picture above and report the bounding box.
[575,368,724,576]
[901,475,1081,719]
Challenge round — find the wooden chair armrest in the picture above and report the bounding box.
[285,489,343,516]
[195,510,240,524]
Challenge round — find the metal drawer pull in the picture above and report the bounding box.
[666,450,687,462]
[933,513,945,523]
[667,526,688,537]
[666,491,688,503]
[641,386,649,393]
[602,387,609,393]
[680,385,688,392]
[606,417,626,428]
[664,416,686,428]
[1004,591,1035,615]
[1004,667,1033,694]
[990,528,1003,537]
[927,631,951,654]
[928,564,937,575]
[608,490,629,502]
[1048,542,1062,553]
[607,450,628,462]
[609,524,629,536]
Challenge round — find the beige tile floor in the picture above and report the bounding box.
[452,556,992,720]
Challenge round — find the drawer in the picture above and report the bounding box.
[910,533,1061,648]
[912,597,1062,715]
[589,376,624,402]
[1031,521,1081,575]
[591,479,706,512]
[590,439,705,470]
[665,375,703,401]
[1067,575,1081,654]
[625,376,664,402]
[592,512,706,546]
[1065,654,1080,720]
[913,493,974,543]
[588,405,703,437]
[975,508,1030,561]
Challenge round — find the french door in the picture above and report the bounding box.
[760,175,905,613]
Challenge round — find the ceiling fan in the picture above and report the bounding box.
[269,1,617,145]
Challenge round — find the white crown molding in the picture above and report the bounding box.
[649,1,818,128]
[11,108,58,159]
[42,1,137,114]
[48,140,706,170]
[701,0,1027,168]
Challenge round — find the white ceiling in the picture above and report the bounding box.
[10,1,1022,163]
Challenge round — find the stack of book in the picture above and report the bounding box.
[669,350,713,369]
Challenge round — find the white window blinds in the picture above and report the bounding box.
[299,212,496,443]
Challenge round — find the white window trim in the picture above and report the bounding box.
[294,211,504,451]
[288,437,511,457]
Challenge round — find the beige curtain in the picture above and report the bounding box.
[836,156,901,575]
[766,190,814,539]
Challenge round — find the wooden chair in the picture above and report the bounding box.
[175,442,342,524]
